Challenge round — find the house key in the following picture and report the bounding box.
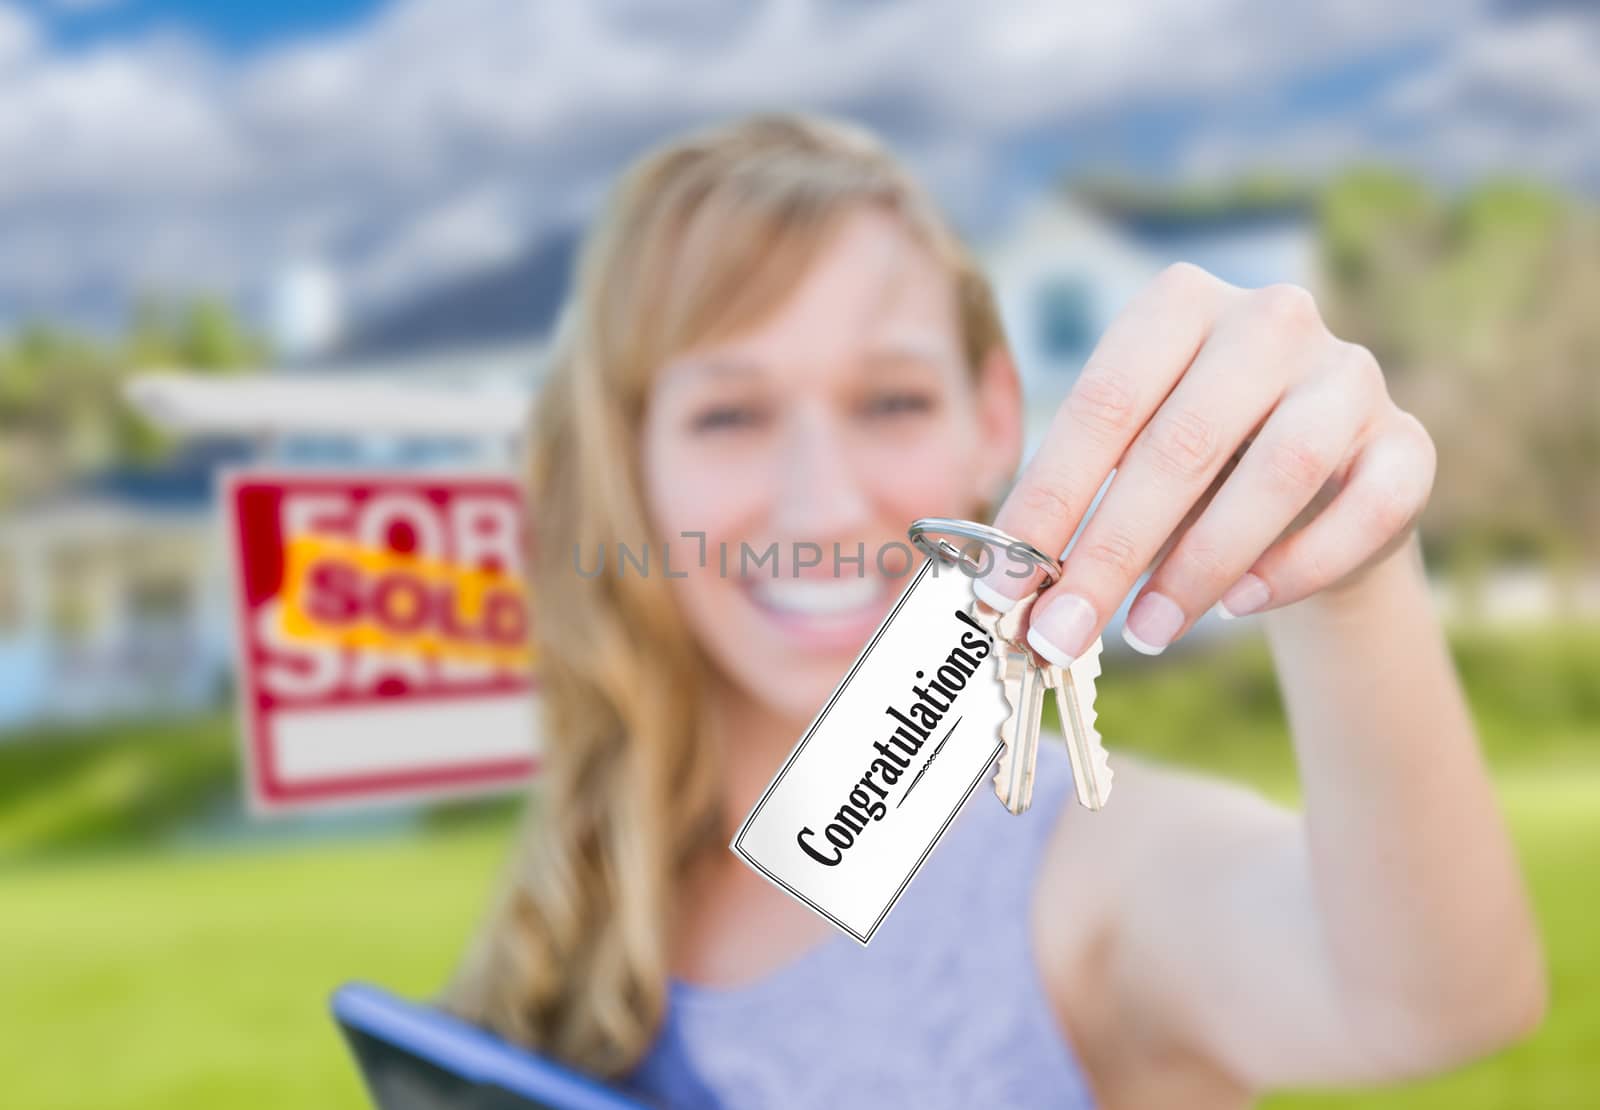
[972,585,1113,814]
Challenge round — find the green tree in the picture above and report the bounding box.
[1318,171,1600,608]
[0,297,268,507]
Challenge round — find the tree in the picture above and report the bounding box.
[0,297,268,507]
[1319,171,1600,610]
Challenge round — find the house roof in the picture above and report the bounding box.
[0,440,251,543]
[328,226,579,363]
[80,439,254,511]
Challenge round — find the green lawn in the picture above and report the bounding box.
[3,623,1597,1108]
[1,826,510,1110]
[2,770,1594,1109]
[0,713,239,862]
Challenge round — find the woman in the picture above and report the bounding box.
[446,113,1545,1108]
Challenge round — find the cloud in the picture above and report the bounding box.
[1381,7,1600,181]
[0,2,36,68]
[1174,3,1600,187]
[0,0,1593,333]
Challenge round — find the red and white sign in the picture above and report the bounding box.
[223,469,539,813]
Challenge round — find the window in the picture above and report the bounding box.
[1034,276,1094,365]
[126,573,190,624]
[48,546,95,647]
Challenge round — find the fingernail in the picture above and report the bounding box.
[974,564,1037,613]
[1122,591,1184,656]
[1218,573,1269,619]
[1025,593,1097,668]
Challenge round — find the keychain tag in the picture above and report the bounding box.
[731,554,1010,944]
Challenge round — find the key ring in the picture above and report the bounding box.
[907,517,1062,587]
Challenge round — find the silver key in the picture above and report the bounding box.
[975,592,1047,814]
[972,591,1113,814]
[996,646,1048,814]
[1041,639,1113,810]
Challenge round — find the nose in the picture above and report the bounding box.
[770,401,874,544]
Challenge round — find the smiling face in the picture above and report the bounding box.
[641,205,1021,726]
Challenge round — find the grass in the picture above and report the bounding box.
[3,772,1593,1110]
[2,622,1597,1108]
[0,827,511,1110]
[0,713,238,862]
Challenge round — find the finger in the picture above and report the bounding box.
[977,263,1236,609]
[1218,412,1435,615]
[1023,289,1316,667]
[1122,341,1383,653]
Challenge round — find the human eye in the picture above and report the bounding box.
[860,390,936,419]
[689,400,768,433]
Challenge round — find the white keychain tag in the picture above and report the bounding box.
[730,551,1011,944]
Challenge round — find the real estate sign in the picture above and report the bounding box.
[223,470,538,812]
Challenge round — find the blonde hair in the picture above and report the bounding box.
[444,112,1010,1076]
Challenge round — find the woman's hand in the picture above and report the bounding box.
[977,262,1437,662]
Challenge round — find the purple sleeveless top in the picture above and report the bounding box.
[624,739,1097,1108]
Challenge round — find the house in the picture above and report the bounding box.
[980,189,1318,451]
[0,442,247,731]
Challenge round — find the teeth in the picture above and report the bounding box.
[751,576,883,616]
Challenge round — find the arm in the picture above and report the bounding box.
[1062,536,1544,1096]
[981,264,1545,1093]
[1257,530,1545,1075]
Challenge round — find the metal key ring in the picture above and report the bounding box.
[907,517,1062,586]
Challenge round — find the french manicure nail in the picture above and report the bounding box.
[1025,593,1097,668]
[1123,591,1184,656]
[1219,573,1270,619]
[974,564,1037,613]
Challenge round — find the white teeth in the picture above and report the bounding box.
[751,577,883,616]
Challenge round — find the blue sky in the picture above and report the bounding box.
[1,0,1596,334]
[19,0,388,54]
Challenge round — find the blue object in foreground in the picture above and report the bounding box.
[331,981,648,1110]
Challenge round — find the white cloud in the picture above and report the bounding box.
[1382,7,1600,181]
[353,181,526,302]
[1175,4,1600,190]
[0,0,1593,332]
[0,2,36,69]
